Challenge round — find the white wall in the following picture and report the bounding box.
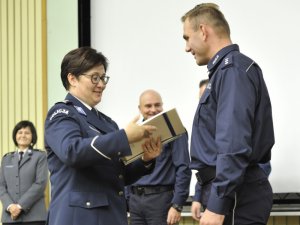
[91,0,300,194]
[47,0,78,108]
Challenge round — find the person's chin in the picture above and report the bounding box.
[94,92,102,99]
[93,96,102,105]
[196,59,206,66]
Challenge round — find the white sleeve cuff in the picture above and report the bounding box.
[91,136,111,160]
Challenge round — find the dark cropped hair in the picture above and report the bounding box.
[181,3,230,37]
[12,120,37,148]
[60,47,109,90]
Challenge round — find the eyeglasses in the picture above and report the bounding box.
[81,73,110,85]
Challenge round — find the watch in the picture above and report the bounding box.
[171,203,183,212]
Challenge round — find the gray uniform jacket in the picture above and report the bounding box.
[0,149,48,223]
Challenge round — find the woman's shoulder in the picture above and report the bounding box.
[3,151,16,157]
[1,151,16,162]
[29,149,47,156]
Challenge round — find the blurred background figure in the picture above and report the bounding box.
[127,89,191,225]
[199,79,209,98]
[0,120,48,225]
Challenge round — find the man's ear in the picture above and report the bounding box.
[199,24,208,41]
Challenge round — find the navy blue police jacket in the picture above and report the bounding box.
[44,93,155,225]
[190,44,275,214]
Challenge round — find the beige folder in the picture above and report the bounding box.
[122,108,186,165]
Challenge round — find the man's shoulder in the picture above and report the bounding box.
[221,51,255,71]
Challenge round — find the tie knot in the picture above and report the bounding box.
[19,151,24,162]
[91,108,98,116]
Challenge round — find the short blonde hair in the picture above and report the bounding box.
[181,3,230,37]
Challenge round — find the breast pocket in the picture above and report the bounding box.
[196,90,211,126]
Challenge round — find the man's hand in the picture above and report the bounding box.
[191,201,202,221]
[167,207,181,225]
[199,209,225,225]
[142,137,162,161]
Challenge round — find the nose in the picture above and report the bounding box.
[149,106,160,114]
[96,80,106,88]
[150,106,156,112]
[185,43,191,52]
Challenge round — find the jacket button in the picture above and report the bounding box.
[86,202,91,207]
[119,191,124,196]
[119,174,123,179]
[118,152,121,156]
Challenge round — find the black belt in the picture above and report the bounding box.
[196,164,261,186]
[196,166,216,186]
[130,185,173,195]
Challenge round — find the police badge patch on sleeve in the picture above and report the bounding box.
[50,109,69,120]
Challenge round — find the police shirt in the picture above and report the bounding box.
[190,44,275,214]
[131,133,191,206]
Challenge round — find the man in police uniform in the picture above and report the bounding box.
[44,47,162,225]
[198,79,272,177]
[127,90,191,225]
[181,3,274,225]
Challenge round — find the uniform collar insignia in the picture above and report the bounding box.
[74,105,87,116]
[207,44,239,72]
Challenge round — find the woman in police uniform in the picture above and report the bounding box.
[44,47,161,225]
[0,120,48,225]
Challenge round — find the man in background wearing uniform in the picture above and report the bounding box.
[198,79,209,99]
[127,89,191,225]
[182,3,274,225]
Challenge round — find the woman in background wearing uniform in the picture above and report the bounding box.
[0,120,48,225]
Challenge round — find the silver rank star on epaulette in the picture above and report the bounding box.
[221,56,233,69]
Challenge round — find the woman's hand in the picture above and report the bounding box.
[125,115,157,143]
[9,204,22,220]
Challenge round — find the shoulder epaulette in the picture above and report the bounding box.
[55,100,73,105]
[220,55,233,70]
[3,152,15,157]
